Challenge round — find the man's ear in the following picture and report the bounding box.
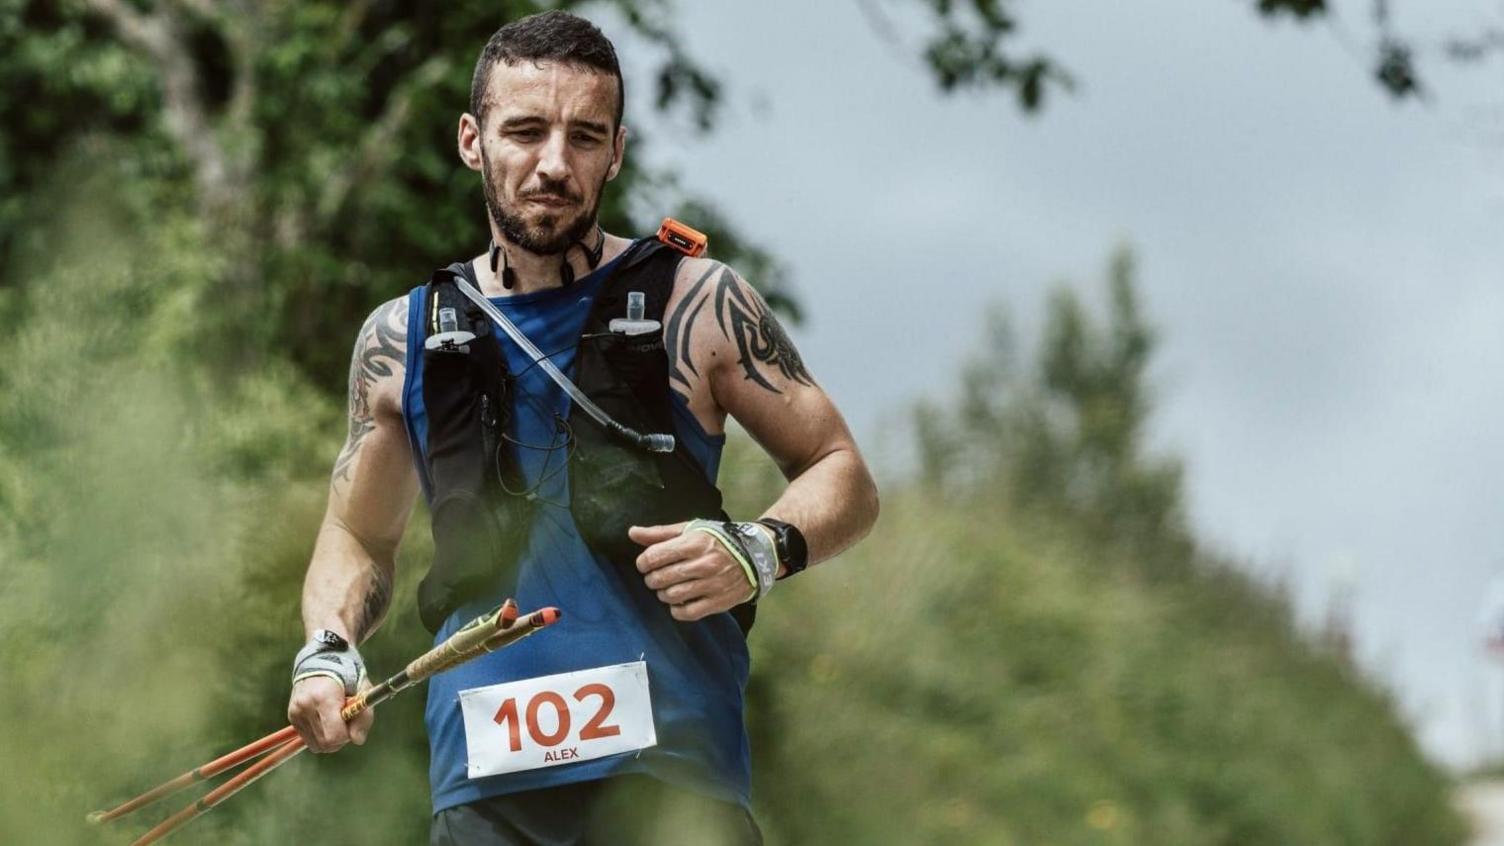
[606,124,628,182]
[457,113,484,172]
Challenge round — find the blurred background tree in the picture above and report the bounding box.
[886,0,1499,106]
[0,0,773,385]
[738,249,1464,844]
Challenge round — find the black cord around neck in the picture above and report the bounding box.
[489,226,604,291]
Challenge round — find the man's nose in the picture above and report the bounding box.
[535,130,571,184]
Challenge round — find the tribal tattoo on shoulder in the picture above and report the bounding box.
[665,263,812,397]
[665,264,716,400]
[333,298,407,483]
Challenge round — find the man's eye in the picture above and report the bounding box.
[572,133,602,146]
[510,129,542,141]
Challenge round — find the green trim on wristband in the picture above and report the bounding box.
[292,669,348,689]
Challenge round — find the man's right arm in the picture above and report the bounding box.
[289,297,419,753]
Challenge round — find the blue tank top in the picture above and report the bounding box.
[400,246,751,814]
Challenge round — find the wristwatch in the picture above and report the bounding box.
[756,519,808,580]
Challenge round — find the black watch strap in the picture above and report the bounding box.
[756,519,808,580]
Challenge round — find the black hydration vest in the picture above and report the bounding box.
[414,237,755,635]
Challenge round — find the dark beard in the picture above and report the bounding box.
[481,149,602,255]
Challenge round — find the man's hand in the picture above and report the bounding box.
[630,522,756,622]
[288,677,376,754]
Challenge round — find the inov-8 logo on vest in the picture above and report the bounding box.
[459,662,657,778]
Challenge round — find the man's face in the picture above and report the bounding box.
[463,59,625,255]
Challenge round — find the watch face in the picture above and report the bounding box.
[786,526,807,561]
[759,519,807,575]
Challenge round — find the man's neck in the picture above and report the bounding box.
[476,227,625,297]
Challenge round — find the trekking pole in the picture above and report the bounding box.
[84,725,300,825]
[126,606,561,846]
[88,599,522,826]
[127,737,307,846]
[91,601,561,844]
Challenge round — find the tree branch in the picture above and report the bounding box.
[86,0,235,214]
[85,0,164,52]
[336,0,375,45]
[216,0,261,169]
[315,55,452,226]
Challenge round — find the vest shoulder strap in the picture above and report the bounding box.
[419,262,487,336]
[415,262,531,634]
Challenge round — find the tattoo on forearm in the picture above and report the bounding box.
[711,267,812,393]
[333,299,406,483]
[355,564,394,642]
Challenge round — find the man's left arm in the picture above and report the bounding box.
[630,261,880,621]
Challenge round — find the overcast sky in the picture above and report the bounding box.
[610,0,1504,769]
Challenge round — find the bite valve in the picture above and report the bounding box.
[642,432,676,453]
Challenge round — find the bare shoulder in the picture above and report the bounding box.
[351,296,410,408]
[664,257,815,424]
[664,257,723,372]
[354,296,409,355]
[333,296,409,484]
[661,258,727,428]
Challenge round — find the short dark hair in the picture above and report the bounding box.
[470,11,624,129]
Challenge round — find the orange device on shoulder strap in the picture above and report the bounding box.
[657,218,708,257]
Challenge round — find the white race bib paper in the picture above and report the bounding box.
[459,661,656,779]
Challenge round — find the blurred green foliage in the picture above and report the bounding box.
[748,249,1466,844]
[0,3,1468,844]
[0,0,784,386]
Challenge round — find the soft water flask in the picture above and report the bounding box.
[609,291,660,335]
[424,306,477,351]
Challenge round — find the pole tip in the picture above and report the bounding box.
[86,811,107,825]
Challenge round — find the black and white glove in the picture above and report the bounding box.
[291,630,366,696]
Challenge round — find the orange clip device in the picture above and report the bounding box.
[656,218,708,257]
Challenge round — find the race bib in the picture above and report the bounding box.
[458,661,656,779]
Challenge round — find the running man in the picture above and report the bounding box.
[286,11,878,845]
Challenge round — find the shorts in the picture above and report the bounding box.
[429,774,763,846]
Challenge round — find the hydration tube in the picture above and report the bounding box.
[451,276,676,454]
